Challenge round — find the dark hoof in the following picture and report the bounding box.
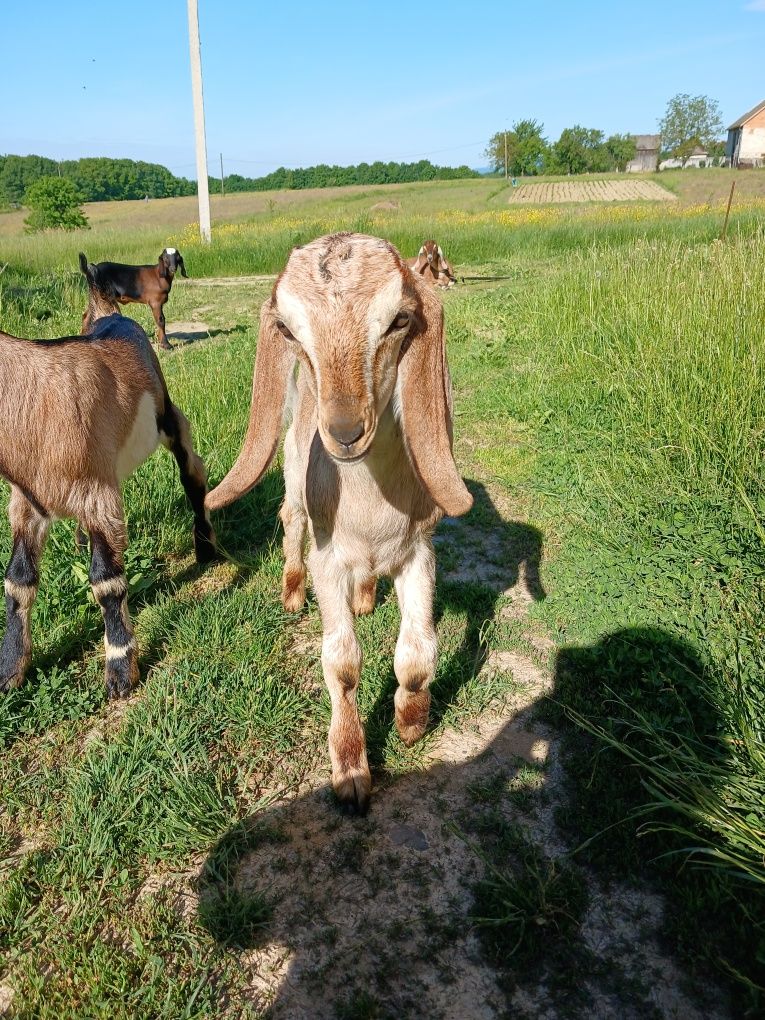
[194,532,219,565]
[159,342,173,351]
[333,772,371,816]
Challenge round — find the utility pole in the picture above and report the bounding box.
[219,152,225,196]
[187,0,211,242]
[504,130,508,181]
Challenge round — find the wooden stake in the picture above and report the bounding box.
[721,180,736,242]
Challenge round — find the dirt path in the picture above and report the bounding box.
[145,481,730,1019]
[508,180,677,203]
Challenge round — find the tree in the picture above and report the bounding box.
[23,177,88,232]
[550,126,609,174]
[605,134,637,172]
[484,120,549,176]
[658,93,723,165]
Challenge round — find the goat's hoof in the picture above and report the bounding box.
[194,530,219,564]
[352,578,377,617]
[281,570,306,613]
[0,672,22,694]
[105,661,137,701]
[395,690,431,747]
[159,341,173,352]
[332,769,371,816]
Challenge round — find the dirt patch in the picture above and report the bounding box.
[508,180,677,204]
[371,200,400,211]
[166,321,210,342]
[183,275,277,287]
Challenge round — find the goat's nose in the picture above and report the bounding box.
[327,416,365,448]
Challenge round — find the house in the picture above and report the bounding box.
[626,134,660,172]
[726,99,765,168]
[660,146,710,170]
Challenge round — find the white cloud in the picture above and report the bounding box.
[744,0,765,10]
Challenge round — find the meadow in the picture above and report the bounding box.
[0,171,764,1017]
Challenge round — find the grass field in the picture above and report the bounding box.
[0,173,764,1018]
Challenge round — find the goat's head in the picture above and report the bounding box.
[159,247,188,279]
[206,232,472,517]
[79,253,120,333]
[413,239,455,286]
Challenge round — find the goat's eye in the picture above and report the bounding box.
[275,319,296,341]
[385,312,410,335]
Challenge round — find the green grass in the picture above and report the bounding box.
[0,179,764,1015]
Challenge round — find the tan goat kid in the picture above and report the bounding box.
[0,275,216,700]
[207,233,472,812]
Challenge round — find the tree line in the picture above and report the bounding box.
[0,155,196,206]
[222,159,477,192]
[486,95,726,176]
[0,154,478,210]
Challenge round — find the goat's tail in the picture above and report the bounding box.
[78,252,89,276]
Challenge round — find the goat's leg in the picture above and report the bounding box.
[151,299,172,351]
[280,499,307,612]
[88,517,138,700]
[161,404,217,563]
[393,540,438,746]
[0,489,50,691]
[352,575,376,617]
[311,547,370,813]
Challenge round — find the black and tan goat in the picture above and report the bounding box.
[0,274,216,700]
[405,240,456,288]
[79,248,187,350]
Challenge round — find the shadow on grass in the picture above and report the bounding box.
[365,478,545,767]
[195,627,736,1018]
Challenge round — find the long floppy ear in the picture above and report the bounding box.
[157,253,170,280]
[177,253,188,278]
[397,275,473,517]
[412,245,428,275]
[205,299,295,511]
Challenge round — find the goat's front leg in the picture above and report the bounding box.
[393,540,438,746]
[162,404,217,563]
[151,299,172,351]
[0,489,50,691]
[311,547,370,813]
[89,522,138,700]
[280,499,307,612]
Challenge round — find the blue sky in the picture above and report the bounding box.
[3,1,765,176]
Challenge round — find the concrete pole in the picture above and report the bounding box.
[187,0,211,242]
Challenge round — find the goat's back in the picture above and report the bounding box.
[0,317,164,510]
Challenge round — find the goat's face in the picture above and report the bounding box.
[206,233,472,518]
[160,248,188,278]
[272,235,418,462]
[79,254,120,333]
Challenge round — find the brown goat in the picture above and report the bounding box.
[79,248,187,350]
[405,240,456,288]
[0,274,215,700]
[206,233,472,812]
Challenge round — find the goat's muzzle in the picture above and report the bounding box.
[321,401,376,462]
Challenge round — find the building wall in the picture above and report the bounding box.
[740,127,765,162]
[626,150,657,172]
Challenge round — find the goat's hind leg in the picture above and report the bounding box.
[162,404,217,563]
[88,507,138,700]
[312,548,370,813]
[0,489,50,692]
[393,540,438,746]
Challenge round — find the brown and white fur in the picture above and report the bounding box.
[206,233,472,813]
[79,248,188,350]
[0,274,216,700]
[405,240,456,288]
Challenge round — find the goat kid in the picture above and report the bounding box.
[206,232,472,813]
[79,248,187,350]
[0,272,215,700]
[406,239,456,288]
